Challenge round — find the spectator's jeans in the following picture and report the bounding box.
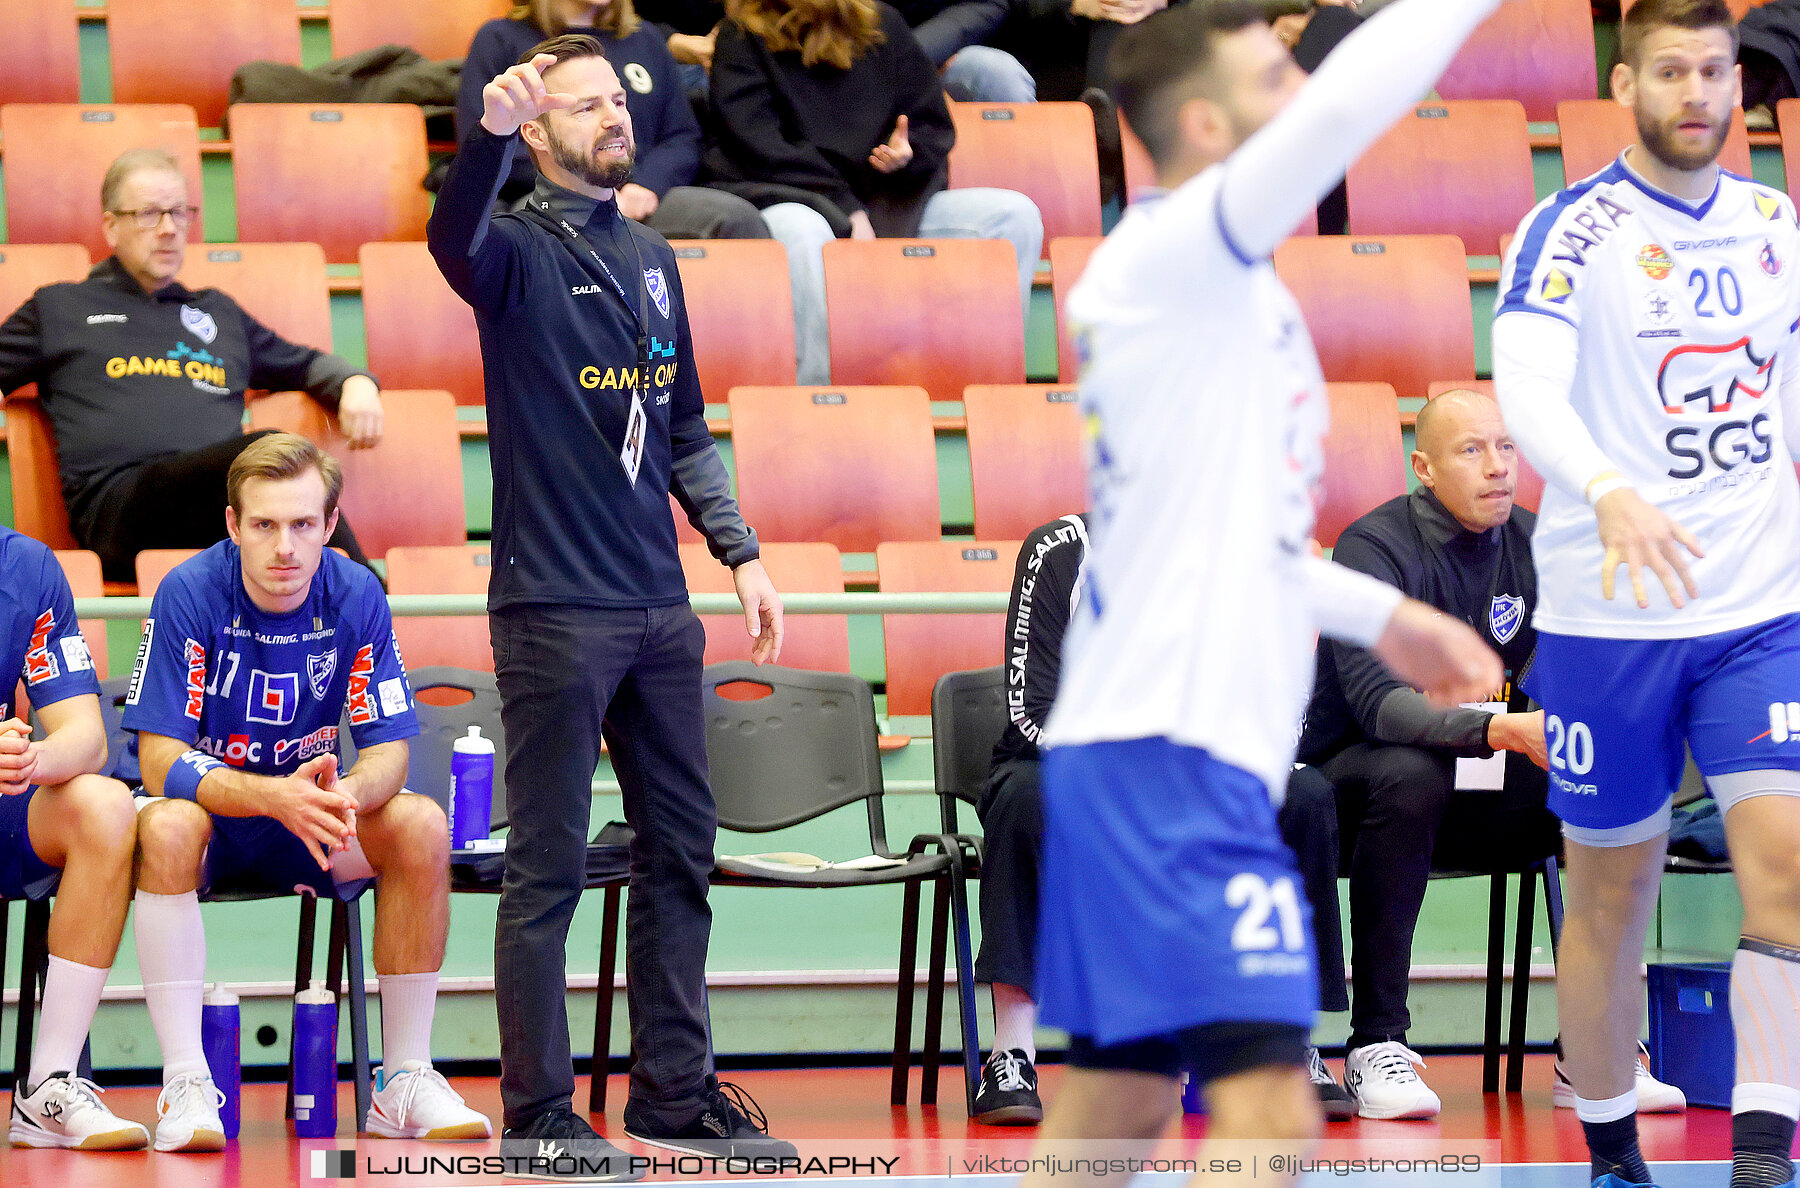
[943,47,1037,103]
[491,602,717,1130]
[761,190,1044,385]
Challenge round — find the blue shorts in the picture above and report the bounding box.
[1035,738,1318,1049]
[1528,613,1800,841]
[0,787,60,900]
[203,814,343,897]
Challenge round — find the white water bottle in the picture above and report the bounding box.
[450,725,495,849]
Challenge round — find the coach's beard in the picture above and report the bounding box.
[548,126,635,192]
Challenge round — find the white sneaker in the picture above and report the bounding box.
[1343,1041,1442,1120]
[365,1061,492,1140]
[9,1071,149,1150]
[154,1070,226,1152]
[1552,1042,1687,1113]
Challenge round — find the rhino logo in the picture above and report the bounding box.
[1657,337,1774,414]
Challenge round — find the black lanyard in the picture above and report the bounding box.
[527,197,651,387]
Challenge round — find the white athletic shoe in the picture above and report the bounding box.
[365,1061,492,1140]
[1343,1041,1442,1120]
[9,1071,149,1150]
[1552,1042,1687,1113]
[154,1070,226,1152]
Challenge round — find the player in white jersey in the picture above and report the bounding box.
[1022,4,1505,1185]
[1495,3,1800,1186]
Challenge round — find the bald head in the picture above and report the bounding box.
[1411,389,1518,534]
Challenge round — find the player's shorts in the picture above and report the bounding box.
[201,813,375,897]
[0,787,59,900]
[1068,1021,1311,1085]
[1528,613,1800,846]
[1035,737,1318,1051]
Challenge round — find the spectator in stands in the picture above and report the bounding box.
[0,148,380,583]
[125,434,490,1153]
[2,526,147,1152]
[1294,390,1641,1119]
[704,0,1043,383]
[460,0,771,238]
[971,515,1355,1126]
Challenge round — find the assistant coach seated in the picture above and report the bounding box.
[0,147,382,582]
[1296,388,1570,1120]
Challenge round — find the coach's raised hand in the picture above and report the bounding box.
[481,53,580,137]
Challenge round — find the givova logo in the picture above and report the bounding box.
[1761,702,1800,744]
[310,1148,356,1178]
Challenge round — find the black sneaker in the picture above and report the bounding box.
[622,1077,798,1160]
[500,1106,642,1182]
[972,1049,1043,1126]
[1306,1047,1357,1121]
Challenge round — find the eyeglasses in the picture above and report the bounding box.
[109,205,199,230]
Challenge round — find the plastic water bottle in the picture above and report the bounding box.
[201,984,241,1139]
[291,980,338,1138]
[450,725,495,849]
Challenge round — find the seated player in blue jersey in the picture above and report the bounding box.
[120,434,490,1152]
[2,527,148,1151]
[1495,4,1800,1186]
[1020,4,1506,1185]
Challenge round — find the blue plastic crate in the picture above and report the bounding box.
[1645,962,1733,1109]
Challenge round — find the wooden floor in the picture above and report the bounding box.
[0,1054,1740,1187]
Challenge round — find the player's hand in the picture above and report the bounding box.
[617,183,660,221]
[732,558,785,665]
[1488,710,1548,769]
[481,53,580,137]
[0,720,39,796]
[869,116,912,174]
[1373,598,1504,708]
[272,754,357,871]
[336,375,384,448]
[847,210,877,240]
[1594,486,1703,610]
[667,29,716,70]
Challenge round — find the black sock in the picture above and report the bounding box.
[1584,1114,1652,1185]
[1347,1031,1404,1053]
[1732,1111,1798,1188]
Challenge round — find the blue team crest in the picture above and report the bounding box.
[179,304,218,344]
[1489,594,1524,645]
[307,652,337,700]
[643,268,670,319]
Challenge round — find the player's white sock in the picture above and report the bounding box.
[26,955,110,1088]
[991,983,1036,1062]
[377,971,439,1072]
[1732,942,1800,1105]
[133,890,209,1082]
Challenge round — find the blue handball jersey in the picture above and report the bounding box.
[0,525,100,720]
[122,540,417,776]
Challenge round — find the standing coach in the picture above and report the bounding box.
[428,35,791,1171]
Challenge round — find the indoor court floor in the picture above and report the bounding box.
[0,1053,1743,1187]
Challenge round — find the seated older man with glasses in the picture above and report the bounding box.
[0,147,384,582]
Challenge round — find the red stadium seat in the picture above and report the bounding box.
[962,384,1084,540]
[875,540,1017,716]
[1776,100,1800,199]
[1273,234,1474,406]
[729,386,939,552]
[679,542,849,672]
[1347,100,1535,257]
[359,242,486,406]
[1435,0,1597,122]
[133,549,202,600]
[821,240,1024,402]
[52,550,108,679]
[0,104,204,260]
[0,245,91,326]
[385,545,496,674]
[177,243,333,352]
[230,105,432,264]
[328,0,511,61]
[947,101,1102,253]
[3,394,77,551]
[0,6,79,105]
[1317,383,1407,549]
[667,241,796,402]
[108,0,300,129]
[1048,237,1099,385]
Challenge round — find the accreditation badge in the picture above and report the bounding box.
[620,390,648,487]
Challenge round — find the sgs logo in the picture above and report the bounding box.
[1665,411,1773,480]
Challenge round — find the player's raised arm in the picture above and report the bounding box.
[1215,0,1505,261]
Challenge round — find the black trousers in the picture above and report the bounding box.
[1323,742,1457,1044]
[78,431,371,583]
[491,602,716,1130]
[973,757,1349,1014]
